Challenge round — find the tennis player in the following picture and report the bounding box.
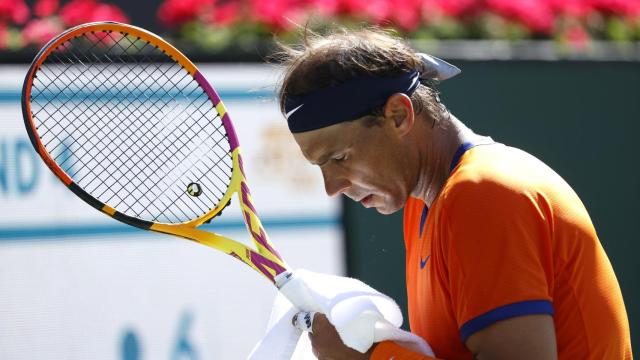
[278,28,632,359]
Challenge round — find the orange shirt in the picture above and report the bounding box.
[372,143,631,359]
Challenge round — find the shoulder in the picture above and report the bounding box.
[434,144,560,251]
[439,143,586,224]
[441,144,561,209]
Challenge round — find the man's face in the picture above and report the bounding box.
[293,119,414,215]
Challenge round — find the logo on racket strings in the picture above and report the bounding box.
[186,182,202,197]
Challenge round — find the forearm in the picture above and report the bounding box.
[370,341,441,360]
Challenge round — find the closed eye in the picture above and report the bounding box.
[333,154,347,161]
[316,153,347,167]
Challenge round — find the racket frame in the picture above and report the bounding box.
[21,22,289,285]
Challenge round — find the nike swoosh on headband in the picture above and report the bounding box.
[286,104,304,119]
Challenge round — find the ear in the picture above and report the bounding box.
[383,93,414,137]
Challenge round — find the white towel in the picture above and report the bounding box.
[249,269,434,359]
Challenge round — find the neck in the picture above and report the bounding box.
[411,114,477,206]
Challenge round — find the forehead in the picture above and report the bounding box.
[292,122,355,163]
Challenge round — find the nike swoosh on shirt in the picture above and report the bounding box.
[420,255,430,269]
[285,104,304,119]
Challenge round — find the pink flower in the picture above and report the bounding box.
[22,17,64,45]
[59,0,100,25]
[390,0,422,31]
[486,0,555,34]
[210,1,240,26]
[340,0,393,22]
[60,0,128,26]
[0,0,30,24]
[591,0,640,18]
[158,0,214,28]
[365,0,394,22]
[88,3,129,23]
[308,0,341,16]
[548,0,593,18]
[249,0,303,31]
[35,0,59,18]
[565,24,590,50]
[423,0,479,17]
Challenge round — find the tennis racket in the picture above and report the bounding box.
[21,22,291,287]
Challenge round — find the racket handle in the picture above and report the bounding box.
[275,270,293,289]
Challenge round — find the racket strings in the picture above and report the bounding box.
[30,30,233,224]
[102,34,235,215]
[95,33,232,219]
[69,37,230,222]
[38,41,195,215]
[33,52,190,220]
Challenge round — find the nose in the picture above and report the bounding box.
[321,167,350,197]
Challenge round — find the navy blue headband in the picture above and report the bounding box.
[284,70,420,133]
[283,53,461,133]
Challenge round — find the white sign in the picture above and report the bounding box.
[0,64,343,360]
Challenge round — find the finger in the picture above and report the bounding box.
[292,311,317,333]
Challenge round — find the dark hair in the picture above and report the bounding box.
[274,27,449,126]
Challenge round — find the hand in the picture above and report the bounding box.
[305,313,376,360]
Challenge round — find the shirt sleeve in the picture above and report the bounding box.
[370,341,440,360]
[440,178,555,342]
